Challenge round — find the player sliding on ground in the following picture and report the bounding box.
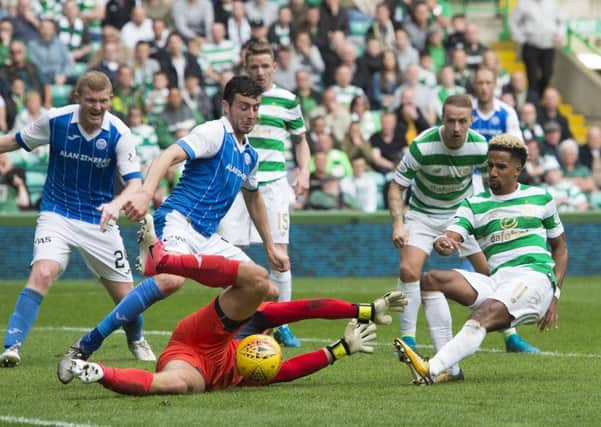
[64,216,407,395]
[394,134,568,385]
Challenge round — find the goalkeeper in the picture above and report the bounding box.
[63,217,407,395]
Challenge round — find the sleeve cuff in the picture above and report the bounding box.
[176,139,195,160]
[15,132,32,152]
[122,171,143,181]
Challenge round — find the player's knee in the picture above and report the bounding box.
[155,274,185,297]
[28,264,58,292]
[399,263,421,282]
[421,270,446,292]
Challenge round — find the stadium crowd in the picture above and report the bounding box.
[0,0,597,214]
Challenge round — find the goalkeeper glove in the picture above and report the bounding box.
[356,291,407,325]
[326,319,377,364]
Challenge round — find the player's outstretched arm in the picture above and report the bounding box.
[371,291,407,325]
[0,134,20,153]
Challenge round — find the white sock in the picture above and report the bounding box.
[503,327,517,338]
[422,291,460,375]
[429,319,486,377]
[397,279,420,338]
[270,270,292,303]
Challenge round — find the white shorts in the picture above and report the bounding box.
[405,210,481,257]
[457,267,554,327]
[159,210,251,262]
[32,211,133,282]
[218,178,292,246]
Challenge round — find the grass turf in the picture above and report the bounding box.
[0,277,600,426]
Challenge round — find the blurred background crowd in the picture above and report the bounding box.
[1,0,599,214]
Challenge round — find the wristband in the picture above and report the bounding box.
[326,339,350,363]
[553,286,561,300]
[356,303,374,323]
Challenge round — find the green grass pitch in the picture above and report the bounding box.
[1,277,600,426]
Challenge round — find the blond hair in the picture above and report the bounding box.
[75,71,112,95]
[489,134,528,166]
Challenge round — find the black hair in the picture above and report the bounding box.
[222,75,262,105]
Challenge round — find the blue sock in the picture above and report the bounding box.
[79,278,164,354]
[122,315,144,343]
[4,288,44,349]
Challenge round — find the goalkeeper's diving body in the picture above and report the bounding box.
[64,215,407,395]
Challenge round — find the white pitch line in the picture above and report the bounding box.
[7,326,601,359]
[0,415,104,427]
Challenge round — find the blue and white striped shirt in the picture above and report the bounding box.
[15,104,141,224]
[156,117,259,238]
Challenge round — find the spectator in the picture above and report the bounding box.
[330,64,366,111]
[57,0,92,65]
[248,17,269,44]
[311,132,352,179]
[369,111,405,175]
[519,102,544,143]
[76,0,105,48]
[0,17,15,66]
[558,138,596,193]
[341,156,379,213]
[200,22,240,93]
[0,153,31,212]
[27,18,72,86]
[11,90,46,132]
[148,18,169,56]
[310,87,351,145]
[156,32,203,89]
[10,0,39,43]
[404,1,430,52]
[120,5,154,50]
[1,40,51,108]
[352,37,382,91]
[111,65,144,118]
[267,5,293,48]
[91,41,122,82]
[132,41,160,92]
[227,0,252,46]
[426,26,446,73]
[383,0,412,28]
[539,87,572,141]
[182,72,212,122]
[433,65,466,122]
[291,31,324,89]
[88,25,133,69]
[296,5,320,46]
[318,0,349,40]
[393,27,419,74]
[367,2,395,51]
[393,87,431,145]
[7,78,26,129]
[502,69,539,111]
[371,50,403,110]
[425,0,451,29]
[391,63,436,125]
[543,160,589,212]
[349,95,379,141]
[340,121,373,166]
[274,46,298,92]
[306,115,328,154]
[444,13,466,54]
[540,120,563,162]
[210,70,234,122]
[510,0,565,96]
[294,68,322,122]
[306,151,342,210]
[246,0,278,29]
[142,0,173,23]
[579,125,601,171]
[464,22,486,70]
[145,70,170,115]
[127,106,160,176]
[451,47,472,91]
[417,50,437,89]
[103,0,135,30]
[171,0,214,39]
[152,87,203,148]
[480,49,509,97]
[289,0,308,32]
[520,138,546,185]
